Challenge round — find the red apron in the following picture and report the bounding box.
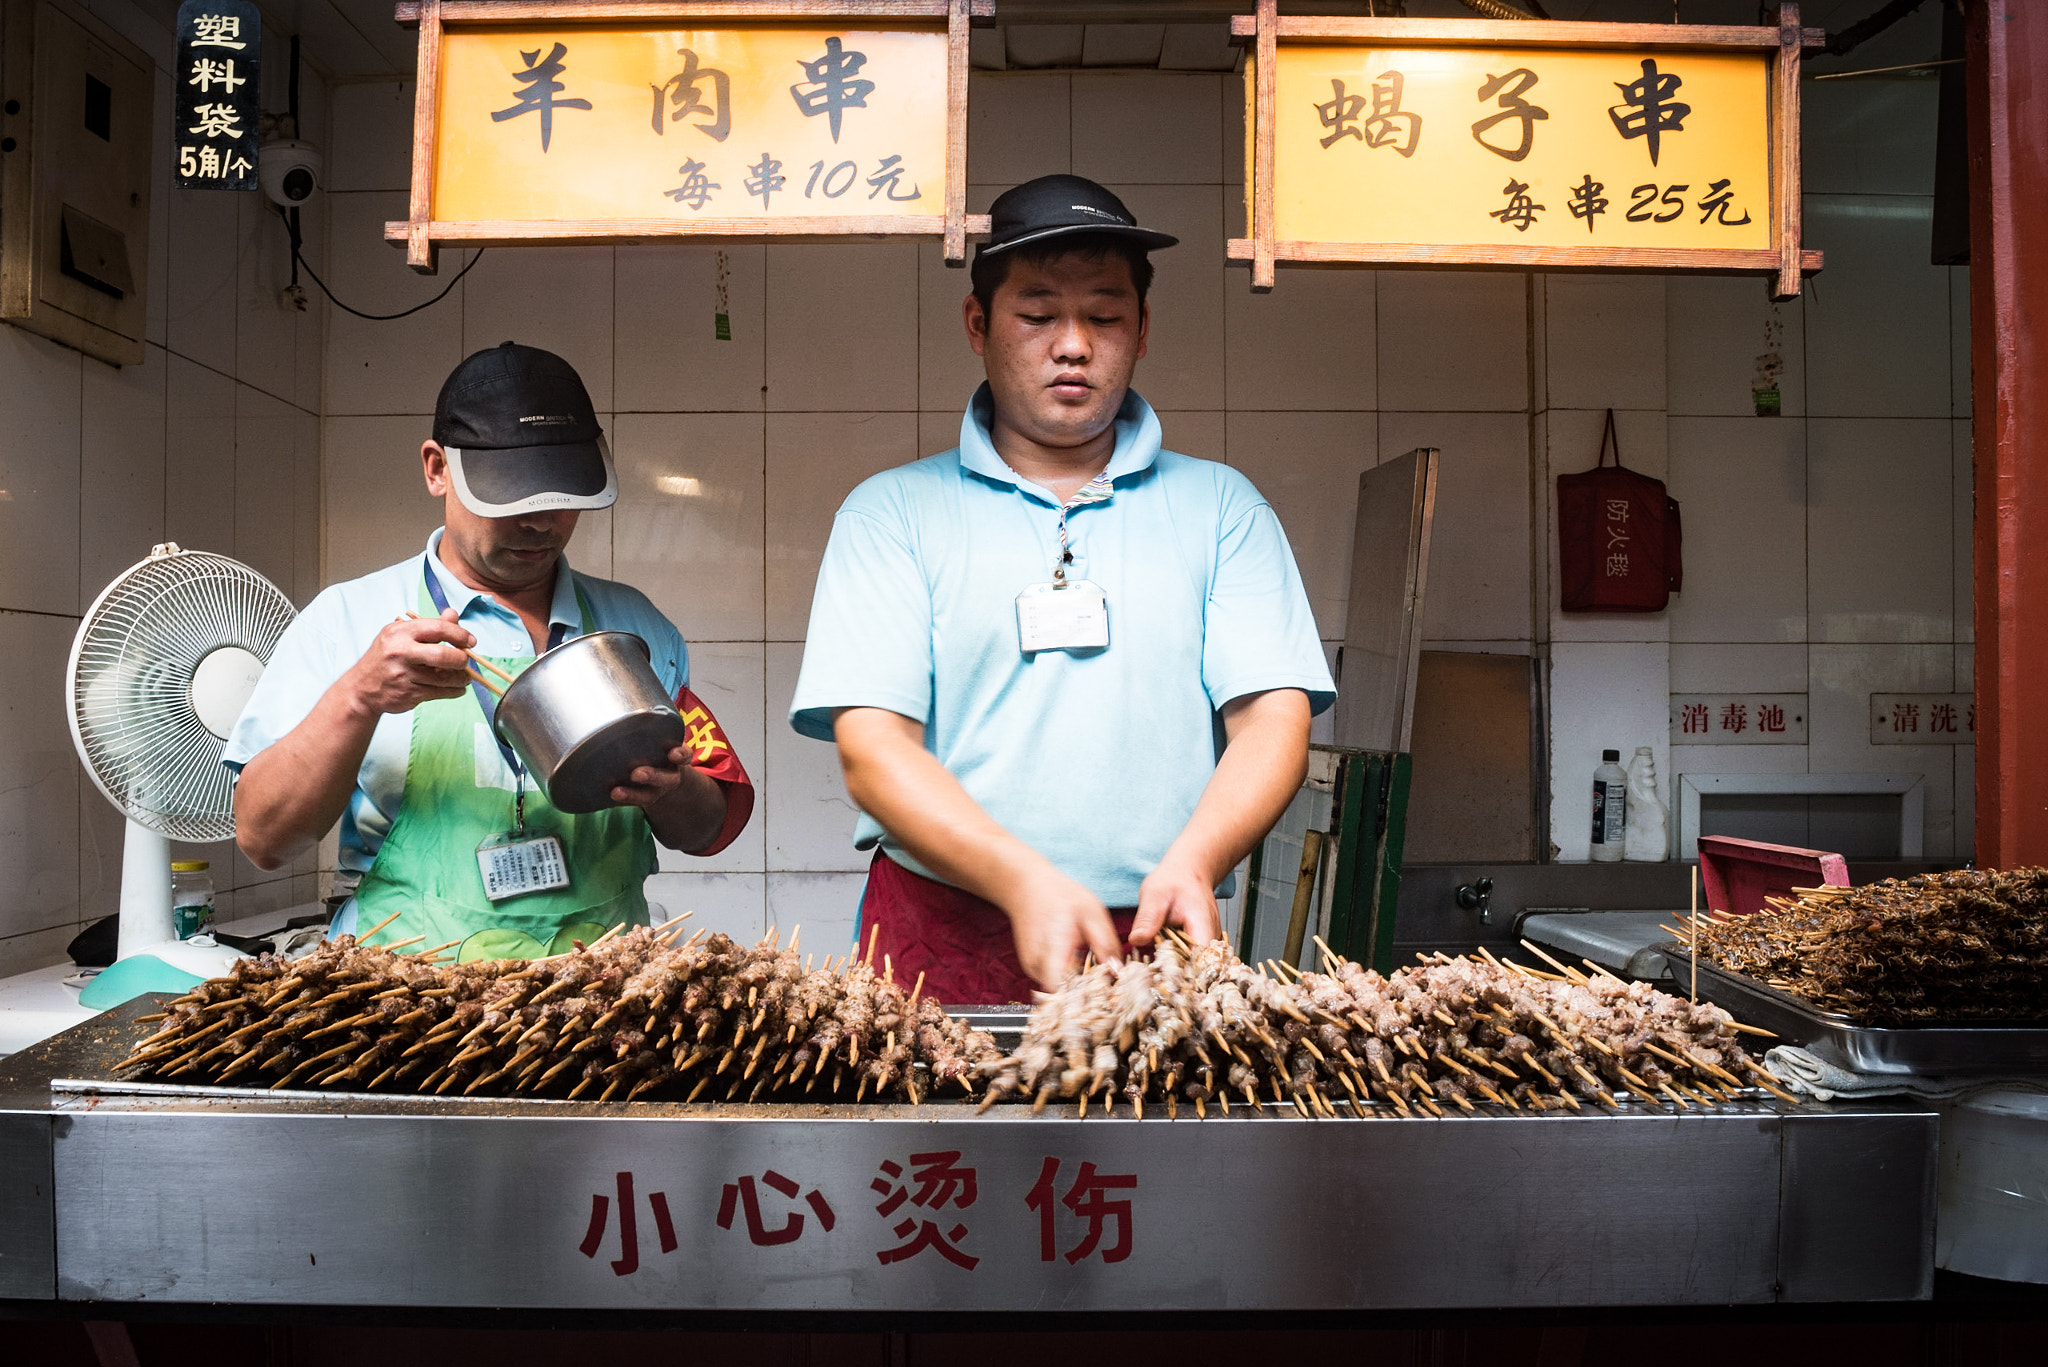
[858,851,1136,1006]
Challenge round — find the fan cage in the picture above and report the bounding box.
[68,549,296,843]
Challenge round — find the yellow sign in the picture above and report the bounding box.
[1230,10,1823,297]
[434,25,948,224]
[385,1,988,272]
[1273,46,1770,251]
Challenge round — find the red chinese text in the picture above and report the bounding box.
[872,1151,979,1270]
[1026,1157,1137,1265]
[580,1171,678,1277]
[717,1169,836,1247]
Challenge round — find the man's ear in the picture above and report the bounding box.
[1136,300,1150,362]
[962,292,988,358]
[422,440,452,498]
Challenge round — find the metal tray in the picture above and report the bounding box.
[1661,945,2048,1076]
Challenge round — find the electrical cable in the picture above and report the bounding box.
[1811,0,1930,58]
[277,204,483,321]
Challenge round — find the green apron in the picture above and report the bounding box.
[352,575,655,960]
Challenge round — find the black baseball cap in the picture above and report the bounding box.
[975,175,1179,259]
[432,342,618,517]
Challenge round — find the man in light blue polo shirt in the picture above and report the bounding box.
[227,343,749,959]
[791,176,1334,1000]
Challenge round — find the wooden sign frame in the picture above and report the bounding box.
[386,0,992,272]
[1228,3,1825,298]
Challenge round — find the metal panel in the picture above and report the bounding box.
[56,1107,1783,1310]
[0,1111,55,1299]
[1334,447,1437,754]
[1778,1109,1938,1303]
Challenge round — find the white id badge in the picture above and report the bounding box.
[1016,580,1109,653]
[476,832,571,902]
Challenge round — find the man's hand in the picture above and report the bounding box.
[1130,856,1224,949]
[343,608,475,716]
[1005,867,1126,991]
[612,745,729,854]
[611,743,695,810]
[835,705,1127,992]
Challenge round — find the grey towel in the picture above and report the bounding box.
[1766,1044,2048,1102]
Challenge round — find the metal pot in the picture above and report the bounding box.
[491,631,686,814]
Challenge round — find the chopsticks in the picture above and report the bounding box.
[398,611,517,696]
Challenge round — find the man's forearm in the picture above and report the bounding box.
[1160,689,1312,886]
[833,708,1058,909]
[234,684,382,871]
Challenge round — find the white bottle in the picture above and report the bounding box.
[1590,749,1627,862]
[1623,746,1669,862]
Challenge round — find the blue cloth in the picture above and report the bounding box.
[790,384,1335,907]
[224,529,689,875]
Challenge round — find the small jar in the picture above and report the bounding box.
[171,860,215,940]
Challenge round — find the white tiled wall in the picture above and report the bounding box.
[0,3,329,976]
[300,32,1969,940]
[1635,14,1970,863]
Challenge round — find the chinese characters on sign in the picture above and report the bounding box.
[491,42,591,152]
[1026,1157,1137,1264]
[873,1151,979,1269]
[717,1169,835,1246]
[573,1150,1146,1278]
[791,36,875,142]
[174,0,259,190]
[580,1170,679,1277]
[652,48,730,141]
[1274,45,1767,252]
[1868,694,1976,746]
[429,25,948,226]
[1669,694,1807,746]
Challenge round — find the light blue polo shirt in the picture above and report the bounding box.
[790,385,1335,907]
[223,529,689,876]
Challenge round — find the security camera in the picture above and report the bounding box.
[260,139,323,207]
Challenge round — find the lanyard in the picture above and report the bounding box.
[1052,470,1114,586]
[423,557,571,826]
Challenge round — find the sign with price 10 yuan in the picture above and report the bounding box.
[385,0,990,272]
[1230,4,1825,299]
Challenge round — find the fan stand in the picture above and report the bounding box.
[116,817,174,959]
[77,819,244,1008]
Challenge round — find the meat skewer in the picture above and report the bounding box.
[121,920,1787,1115]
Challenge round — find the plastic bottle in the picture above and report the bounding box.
[1590,750,1627,862]
[170,860,215,940]
[1623,746,1669,862]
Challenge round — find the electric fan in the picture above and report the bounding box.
[67,543,297,1007]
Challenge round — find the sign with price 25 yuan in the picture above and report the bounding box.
[1231,5,1825,299]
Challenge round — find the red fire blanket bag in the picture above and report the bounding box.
[1557,408,1683,612]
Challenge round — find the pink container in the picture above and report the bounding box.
[1697,834,1851,918]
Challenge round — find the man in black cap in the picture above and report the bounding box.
[791,175,1335,1000]
[227,343,752,957]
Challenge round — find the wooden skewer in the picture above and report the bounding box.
[1520,939,1589,985]
[1690,862,1700,1003]
[356,910,405,943]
